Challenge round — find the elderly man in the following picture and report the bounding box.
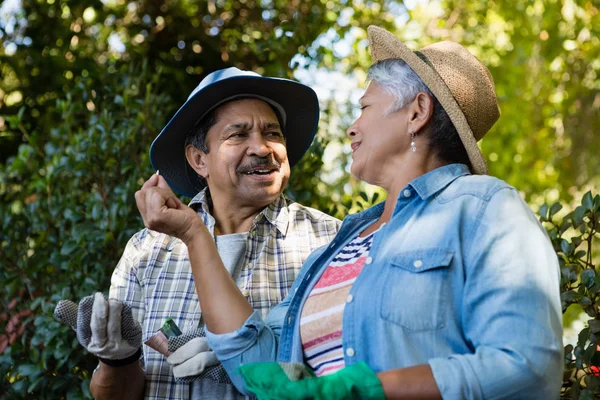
[56,68,339,399]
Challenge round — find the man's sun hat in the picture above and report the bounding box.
[150,67,319,197]
[367,26,500,175]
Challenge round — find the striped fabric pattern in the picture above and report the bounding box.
[109,189,340,400]
[300,233,374,376]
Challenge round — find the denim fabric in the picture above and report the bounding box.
[207,164,563,399]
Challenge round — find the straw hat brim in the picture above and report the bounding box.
[367,26,488,174]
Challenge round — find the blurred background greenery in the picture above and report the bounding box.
[0,0,598,398]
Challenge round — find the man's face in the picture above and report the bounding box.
[195,98,290,208]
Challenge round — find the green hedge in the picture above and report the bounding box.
[0,64,172,399]
[0,64,598,399]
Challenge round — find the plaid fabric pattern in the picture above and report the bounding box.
[109,189,340,400]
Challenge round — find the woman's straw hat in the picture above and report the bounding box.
[367,26,500,174]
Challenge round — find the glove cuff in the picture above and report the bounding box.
[98,348,142,368]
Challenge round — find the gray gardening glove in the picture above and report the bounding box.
[54,292,142,367]
[167,328,232,384]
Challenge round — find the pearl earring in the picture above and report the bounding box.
[410,130,417,152]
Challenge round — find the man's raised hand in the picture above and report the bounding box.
[134,174,203,244]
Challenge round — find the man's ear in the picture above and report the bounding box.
[408,92,434,134]
[185,145,209,179]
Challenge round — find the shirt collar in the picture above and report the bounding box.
[408,163,471,200]
[188,188,290,236]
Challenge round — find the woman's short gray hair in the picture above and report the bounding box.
[366,59,472,169]
[366,59,433,115]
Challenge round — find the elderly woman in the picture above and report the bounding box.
[137,26,562,399]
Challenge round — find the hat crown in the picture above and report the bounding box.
[419,42,499,141]
[188,67,261,100]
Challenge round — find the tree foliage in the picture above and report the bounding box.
[540,192,600,398]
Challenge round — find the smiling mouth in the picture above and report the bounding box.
[351,142,361,152]
[241,169,277,176]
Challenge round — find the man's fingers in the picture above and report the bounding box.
[140,173,159,190]
[134,189,146,219]
[166,196,181,209]
[156,174,172,190]
[54,300,79,330]
[171,351,220,378]
[166,337,212,365]
[89,293,109,349]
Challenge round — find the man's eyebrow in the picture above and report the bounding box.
[262,122,282,130]
[224,122,252,132]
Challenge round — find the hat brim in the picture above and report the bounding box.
[367,26,488,174]
[150,76,319,197]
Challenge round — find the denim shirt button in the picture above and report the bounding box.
[403,189,411,198]
[365,257,373,265]
[346,348,355,357]
[413,259,423,268]
[346,294,353,303]
[287,315,293,326]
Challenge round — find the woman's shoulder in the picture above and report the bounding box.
[437,174,517,203]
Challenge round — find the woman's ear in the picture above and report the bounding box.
[185,145,209,179]
[408,92,434,133]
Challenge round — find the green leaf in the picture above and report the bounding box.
[538,204,549,220]
[561,239,574,255]
[574,206,586,227]
[17,364,41,377]
[60,240,78,256]
[549,202,562,217]
[579,329,590,347]
[590,320,600,334]
[583,191,594,210]
[582,270,596,288]
[593,194,600,212]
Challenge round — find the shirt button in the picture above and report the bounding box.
[365,257,373,265]
[249,231,256,237]
[346,294,354,303]
[403,189,411,198]
[242,289,250,297]
[287,315,293,326]
[346,348,355,357]
[413,259,423,268]
[247,263,253,269]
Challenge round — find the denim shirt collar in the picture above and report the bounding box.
[343,164,471,226]
[409,163,471,200]
[188,188,290,236]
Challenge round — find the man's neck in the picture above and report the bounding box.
[209,198,271,235]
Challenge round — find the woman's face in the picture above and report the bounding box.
[347,82,412,185]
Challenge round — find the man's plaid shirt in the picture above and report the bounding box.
[109,189,340,399]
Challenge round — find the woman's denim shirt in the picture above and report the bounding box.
[207,164,563,399]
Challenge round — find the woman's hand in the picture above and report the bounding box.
[134,173,205,245]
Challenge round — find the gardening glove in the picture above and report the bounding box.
[239,361,385,400]
[166,328,230,383]
[54,292,142,367]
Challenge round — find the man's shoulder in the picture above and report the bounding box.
[127,227,185,253]
[285,201,341,226]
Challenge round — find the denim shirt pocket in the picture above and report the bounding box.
[380,249,454,332]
